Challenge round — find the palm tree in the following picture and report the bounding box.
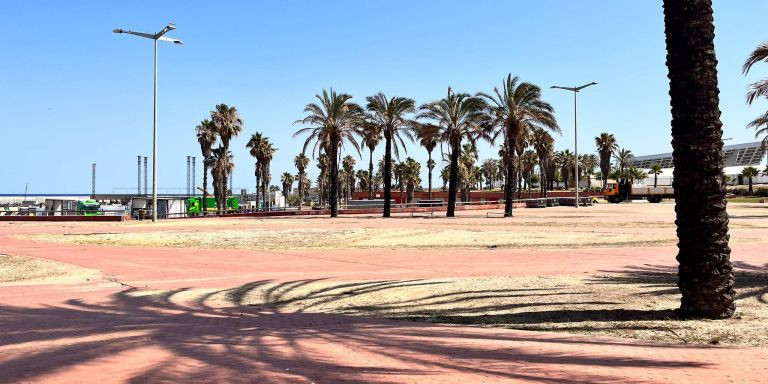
[246,132,265,208]
[259,139,276,210]
[393,161,406,204]
[211,104,243,208]
[580,154,598,189]
[294,89,365,217]
[342,155,356,202]
[418,88,487,217]
[413,123,440,199]
[649,163,663,187]
[209,146,233,212]
[531,128,555,197]
[741,166,758,195]
[480,75,558,216]
[521,150,538,198]
[459,143,479,202]
[360,123,382,200]
[743,42,768,150]
[440,164,450,191]
[559,150,575,189]
[595,133,618,187]
[294,153,309,208]
[281,172,294,200]
[481,159,498,190]
[356,169,369,192]
[316,152,329,206]
[402,157,421,203]
[366,93,416,217]
[613,147,634,173]
[195,119,217,214]
[663,0,735,319]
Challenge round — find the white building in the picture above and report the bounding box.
[630,141,767,186]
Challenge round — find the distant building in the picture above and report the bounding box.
[630,141,767,186]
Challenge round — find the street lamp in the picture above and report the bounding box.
[551,82,597,208]
[114,23,183,222]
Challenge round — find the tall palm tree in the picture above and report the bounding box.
[480,75,558,216]
[613,147,634,173]
[195,119,217,214]
[402,157,421,203]
[521,150,538,198]
[413,123,440,199]
[418,88,487,217]
[246,132,265,208]
[211,104,243,208]
[360,123,382,199]
[664,0,735,319]
[294,153,309,208]
[209,146,233,212]
[459,143,479,202]
[531,128,555,197]
[649,163,663,188]
[743,42,768,150]
[356,169,369,192]
[580,154,598,189]
[259,139,276,210]
[440,164,450,191]
[366,92,416,217]
[281,172,294,200]
[559,150,575,189]
[294,89,365,217]
[342,155,356,202]
[316,152,329,206]
[741,166,758,195]
[481,159,498,190]
[595,133,618,187]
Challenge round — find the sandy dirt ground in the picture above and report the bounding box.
[1,203,767,383]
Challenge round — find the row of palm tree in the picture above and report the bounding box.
[292,75,563,218]
[246,132,277,210]
[195,104,243,213]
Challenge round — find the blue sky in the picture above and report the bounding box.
[1,1,767,194]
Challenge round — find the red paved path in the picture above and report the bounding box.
[1,220,767,383]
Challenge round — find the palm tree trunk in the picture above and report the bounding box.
[748,177,753,194]
[664,0,734,319]
[654,173,658,188]
[202,165,209,216]
[328,143,340,217]
[447,139,460,217]
[503,147,514,217]
[383,136,393,217]
[368,147,374,200]
[428,151,433,200]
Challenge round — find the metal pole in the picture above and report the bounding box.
[91,163,96,199]
[152,39,158,222]
[192,157,196,198]
[137,155,142,196]
[574,91,579,209]
[144,157,148,196]
[186,155,191,197]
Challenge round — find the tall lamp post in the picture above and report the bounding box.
[551,82,597,208]
[114,23,183,222]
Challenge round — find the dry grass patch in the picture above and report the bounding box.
[185,267,768,347]
[0,254,100,286]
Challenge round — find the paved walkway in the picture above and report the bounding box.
[1,220,767,383]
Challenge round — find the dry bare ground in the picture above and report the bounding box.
[0,253,100,286]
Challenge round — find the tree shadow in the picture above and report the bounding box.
[0,280,717,384]
[593,263,768,303]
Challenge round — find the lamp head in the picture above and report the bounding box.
[113,29,124,33]
[166,23,176,31]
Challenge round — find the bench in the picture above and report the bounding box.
[411,210,435,217]
[486,211,506,218]
[417,199,443,207]
[525,198,547,208]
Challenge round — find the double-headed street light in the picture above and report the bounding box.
[114,23,183,222]
[551,82,597,209]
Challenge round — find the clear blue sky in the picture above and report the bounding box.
[1,1,766,194]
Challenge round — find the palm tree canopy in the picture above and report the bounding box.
[195,119,217,158]
[413,123,441,154]
[294,89,365,158]
[479,74,559,147]
[649,163,663,175]
[417,87,488,150]
[211,104,244,146]
[366,92,416,160]
[294,153,309,173]
[742,166,759,177]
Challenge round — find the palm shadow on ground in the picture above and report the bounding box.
[0,277,722,384]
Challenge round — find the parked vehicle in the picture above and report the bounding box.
[603,179,674,203]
